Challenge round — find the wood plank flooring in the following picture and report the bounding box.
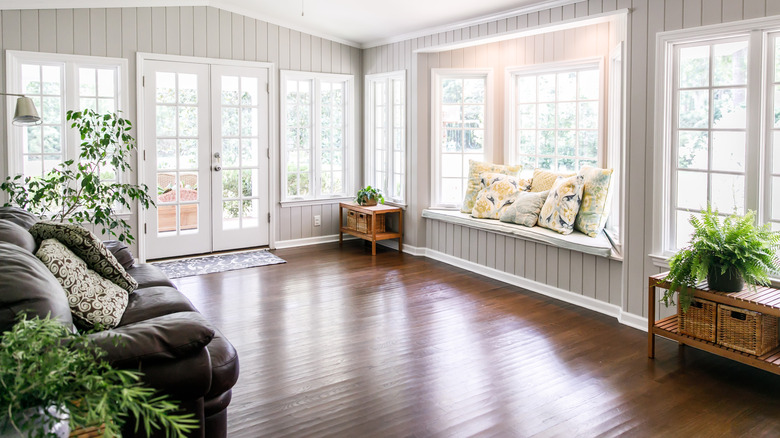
[173,242,780,437]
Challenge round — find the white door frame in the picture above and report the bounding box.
[136,52,277,262]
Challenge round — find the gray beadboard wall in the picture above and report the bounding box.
[363,0,780,322]
[0,6,362,255]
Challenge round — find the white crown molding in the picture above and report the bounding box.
[0,0,362,48]
[360,0,579,49]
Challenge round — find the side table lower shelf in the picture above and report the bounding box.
[652,315,780,375]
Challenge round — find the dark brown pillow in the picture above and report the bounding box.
[0,219,36,253]
[29,221,138,293]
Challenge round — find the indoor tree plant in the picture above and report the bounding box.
[356,186,384,206]
[0,109,154,244]
[663,205,780,312]
[0,315,197,438]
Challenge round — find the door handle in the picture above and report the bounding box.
[213,151,222,171]
[213,165,222,172]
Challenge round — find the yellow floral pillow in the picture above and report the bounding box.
[530,168,576,192]
[575,165,614,237]
[471,173,525,219]
[537,175,585,234]
[461,160,522,213]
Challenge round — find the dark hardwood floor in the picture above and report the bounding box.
[173,241,780,437]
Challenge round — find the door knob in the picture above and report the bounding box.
[214,165,222,172]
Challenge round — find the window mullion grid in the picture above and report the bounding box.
[384,79,392,199]
[768,33,780,229]
[313,79,321,199]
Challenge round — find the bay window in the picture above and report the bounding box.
[365,71,406,205]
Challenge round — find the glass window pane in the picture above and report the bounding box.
[441,178,463,205]
[711,131,745,172]
[22,64,41,95]
[179,74,198,104]
[42,96,61,125]
[713,41,748,86]
[774,131,780,174]
[557,102,576,129]
[156,72,176,103]
[441,154,463,178]
[222,139,239,167]
[578,102,598,129]
[156,139,176,170]
[773,176,780,220]
[517,76,536,102]
[180,139,198,169]
[179,107,198,137]
[539,131,555,155]
[242,169,257,197]
[538,74,556,101]
[222,108,239,136]
[557,72,577,101]
[463,79,485,103]
[24,126,42,153]
[41,66,61,95]
[43,126,61,154]
[242,139,259,167]
[98,98,115,114]
[711,173,744,214]
[222,170,239,198]
[441,79,462,104]
[517,104,535,128]
[678,90,709,128]
[578,70,599,100]
[156,105,176,136]
[557,130,575,156]
[578,131,598,158]
[538,103,555,129]
[79,68,96,96]
[677,131,708,169]
[679,45,710,88]
[676,211,701,249]
[97,69,115,97]
[241,108,258,136]
[80,98,97,111]
[463,105,484,128]
[712,88,747,129]
[222,76,239,105]
[676,170,707,210]
[240,77,258,105]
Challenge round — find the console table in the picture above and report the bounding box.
[339,202,403,256]
[648,272,780,375]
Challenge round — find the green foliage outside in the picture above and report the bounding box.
[663,206,780,312]
[0,109,155,244]
[0,315,197,437]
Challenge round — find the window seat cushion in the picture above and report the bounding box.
[422,209,613,258]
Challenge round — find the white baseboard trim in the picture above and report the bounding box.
[423,247,647,332]
[275,234,356,249]
[376,239,426,257]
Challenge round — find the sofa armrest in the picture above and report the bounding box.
[88,311,215,368]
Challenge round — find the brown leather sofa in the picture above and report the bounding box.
[0,207,238,438]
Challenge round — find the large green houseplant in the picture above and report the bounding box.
[0,109,154,244]
[0,316,197,438]
[663,206,780,312]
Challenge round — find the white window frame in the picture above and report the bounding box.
[280,70,354,204]
[365,70,407,206]
[606,43,626,252]
[505,58,605,175]
[431,68,493,209]
[652,16,780,262]
[5,50,129,181]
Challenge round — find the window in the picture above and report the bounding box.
[431,69,492,208]
[506,60,602,177]
[365,71,406,205]
[6,51,127,181]
[281,71,354,202]
[654,19,780,257]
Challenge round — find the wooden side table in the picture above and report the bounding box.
[339,202,403,255]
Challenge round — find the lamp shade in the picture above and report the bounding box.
[12,96,41,126]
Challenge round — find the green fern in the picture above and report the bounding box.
[664,205,780,311]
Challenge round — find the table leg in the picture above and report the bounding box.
[371,212,377,256]
[339,206,343,246]
[398,210,403,254]
[648,278,656,358]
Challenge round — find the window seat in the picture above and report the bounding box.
[421,209,614,258]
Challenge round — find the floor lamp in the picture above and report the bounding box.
[0,93,41,126]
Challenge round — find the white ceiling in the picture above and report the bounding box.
[0,0,565,48]
[221,0,551,47]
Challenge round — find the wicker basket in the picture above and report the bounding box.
[347,210,357,230]
[678,297,717,342]
[717,304,780,356]
[355,213,385,234]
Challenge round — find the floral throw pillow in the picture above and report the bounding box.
[35,239,128,329]
[499,190,550,227]
[471,173,527,219]
[461,160,522,213]
[537,175,585,235]
[29,221,137,293]
[574,165,615,237]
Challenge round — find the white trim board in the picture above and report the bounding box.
[423,246,648,332]
[275,234,356,249]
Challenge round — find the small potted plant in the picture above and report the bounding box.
[0,315,197,438]
[663,206,780,312]
[356,186,384,206]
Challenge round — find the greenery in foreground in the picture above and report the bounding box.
[664,206,780,311]
[0,109,154,245]
[0,316,197,438]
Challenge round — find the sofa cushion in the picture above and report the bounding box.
[30,221,138,293]
[205,328,239,399]
[0,206,39,230]
[126,264,176,289]
[89,311,215,368]
[574,165,614,237]
[0,242,73,334]
[119,286,197,326]
[530,168,576,192]
[104,240,135,270]
[471,173,526,219]
[0,219,36,252]
[537,175,585,235]
[36,239,129,329]
[461,160,522,213]
[499,190,550,227]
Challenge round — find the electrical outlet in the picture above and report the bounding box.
[314,215,321,226]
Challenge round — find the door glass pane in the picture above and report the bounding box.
[180,204,198,231]
[158,205,177,233]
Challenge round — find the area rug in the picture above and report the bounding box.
[151,249,286,279]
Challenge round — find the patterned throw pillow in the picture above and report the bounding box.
[29,221,137,293]
[471,173,525,219]
[35,239,129,329]
[461,160,522,213]
[537,175,585,235]
[499,190,550,227]
[575,165,615,237]
[530,168,576,192]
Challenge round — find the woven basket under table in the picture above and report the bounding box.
[717,304,780,356]
[678,297,717,342]
[355,212,385,234]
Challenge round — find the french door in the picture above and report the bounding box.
[142,59,270,260]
